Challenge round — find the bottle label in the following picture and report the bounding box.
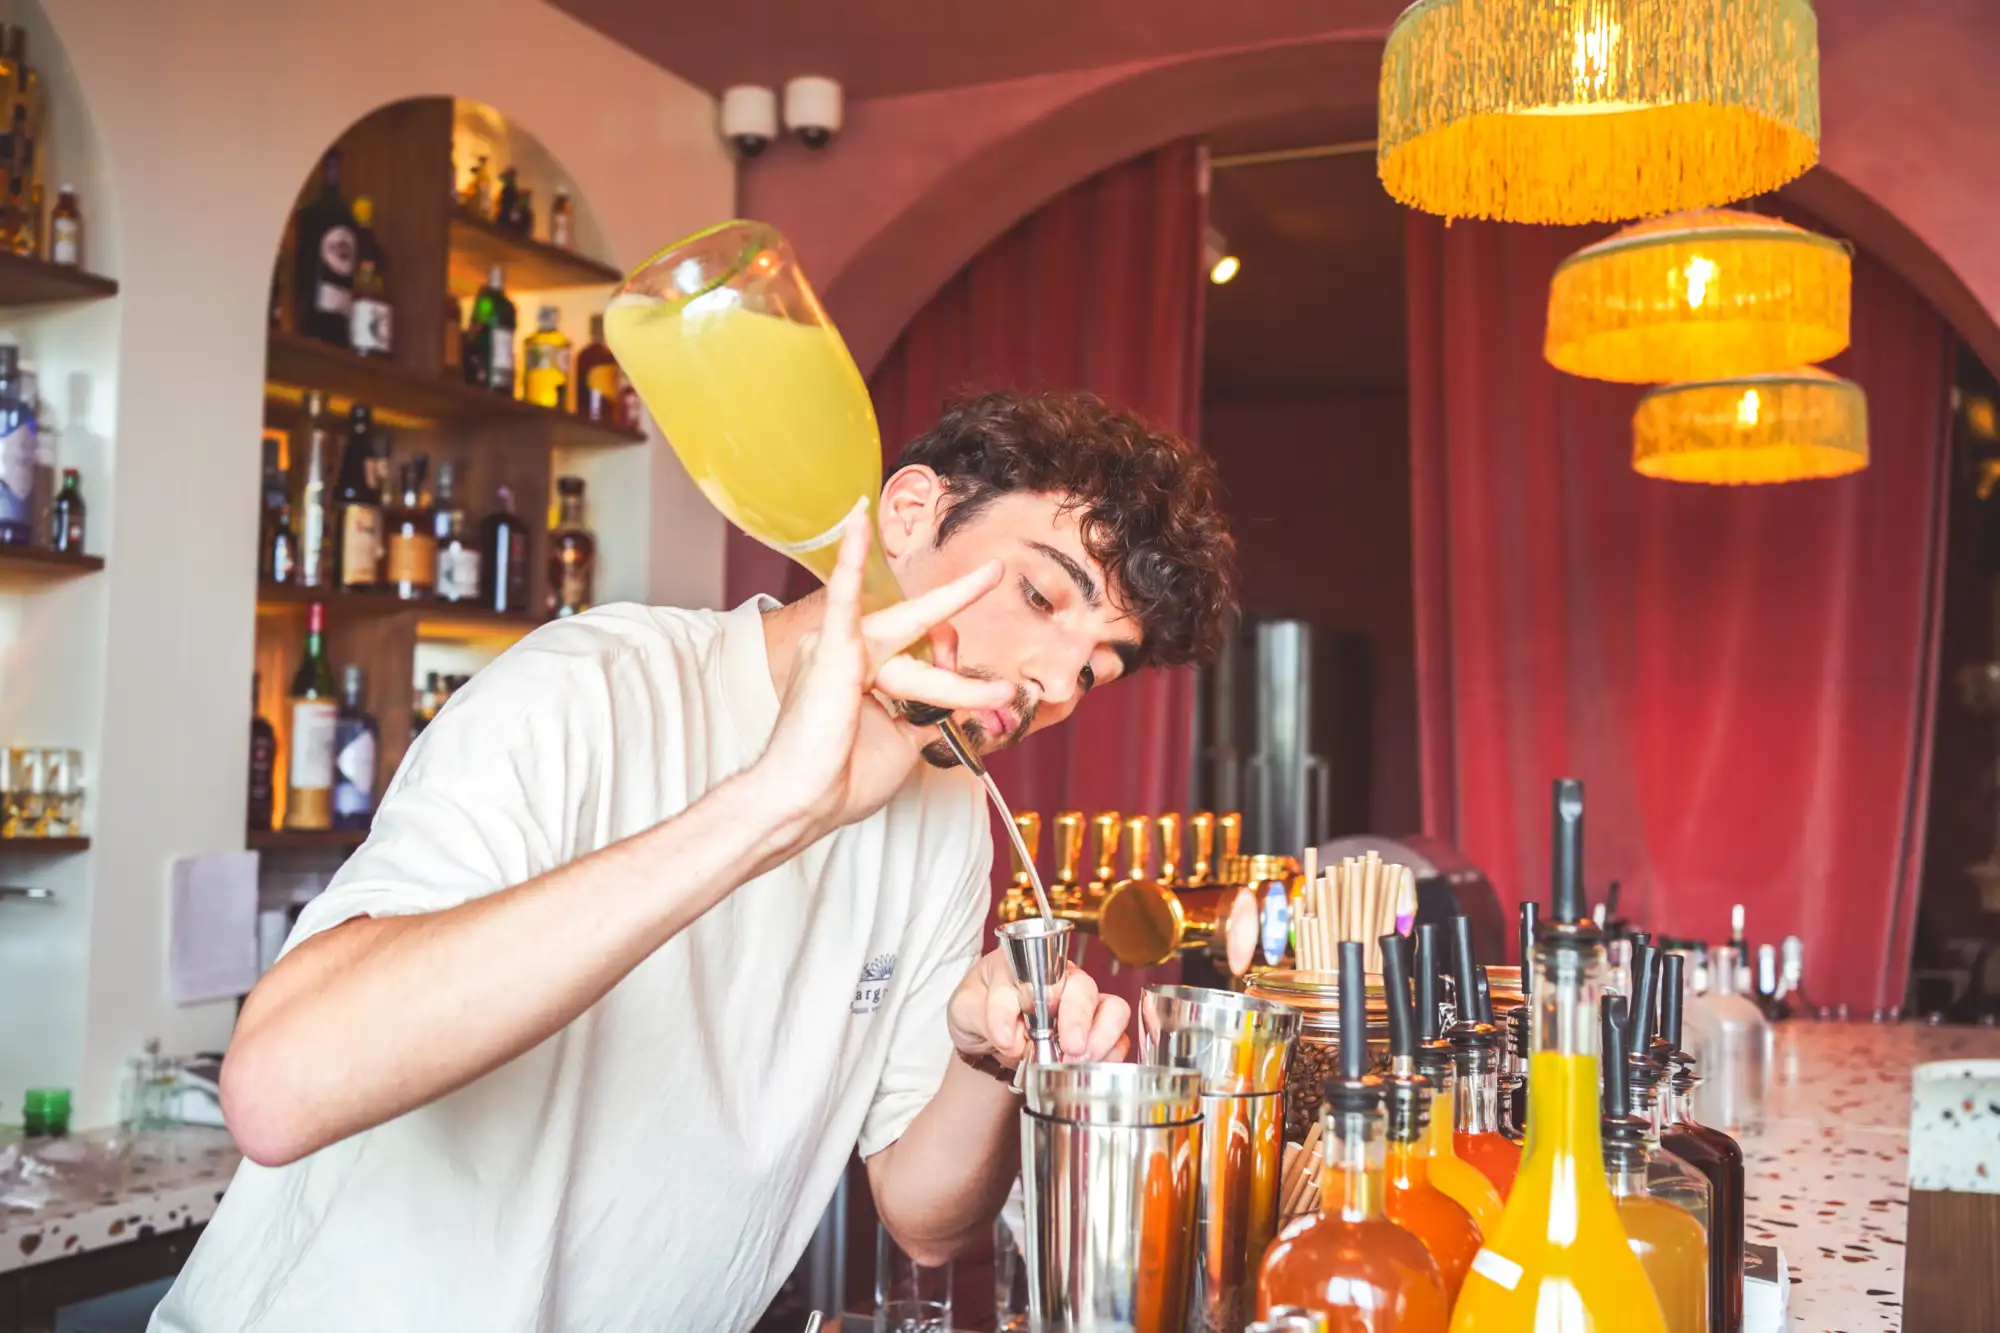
[351,298,393,356]
[333,728,378,818]
[50,218,79,266]
[583,365,620,420]
[319,225,356,278]
[526,343,571,377]
[490,331,514,376]
[387,532,437,588]
[288,700,338,789]
[551,214,573,249]
[340,507,381,586]
[556,554,590,614]
[436,545,482,601]
[299,479,327,584]
[0,419,33,531]
[1468,1248,1523,1291]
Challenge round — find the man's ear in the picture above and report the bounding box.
[879,465,945,559]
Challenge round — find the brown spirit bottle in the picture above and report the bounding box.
[385,455,437,601]
[482,483,531,614]
[547,475,595,617]
[1659,953,1746,1333]
[573,313,621,424]
[1258,940,1449,1330]
[331,403,382,592]
[283,603,337,831]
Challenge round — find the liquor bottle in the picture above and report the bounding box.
[283,602,338,832]
[413,670,444,735]
[523,305,572,409]
[573,314,619,424]
[348,197,393,359]
[459,155,490,216]
[1414,921,1505,1237]
[1622,945,1714,1240]
[1447,915,1521,1197]
[548,475,595,617]
[1448,779,1668,1332]
[1684,945,1768,1134]
[332,664,379,831]
[291,149,358,348]
[549,190,574,249]
[332,403,382,592]
[247,673,276,832]
[47,183,79,267]
[50,467,83,553]
[1776,936,1818,1018]
[495,166,520,228]
[1660,954,1746,1333]
[1260,939,1450,1328]
[482,483,531,614]
[464,264,516,395]
[291,390,335,588]
[1602,999,1710,1333]
[386,454,437,601]
[432,461,481,603]
[515,188,536,236]
[265,493,297,586]
[0,344,30,546]
[1380,932,1483,1300]
[1501,901,1539,1142]
[10,180,37,257]
[1751,944,1791,1021]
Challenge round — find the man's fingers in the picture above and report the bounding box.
[985,971,1027,1064]
[873,658,1016,712]
[1082,994,1131,1063]
[820,499,873,637]
[861,559,1004,652]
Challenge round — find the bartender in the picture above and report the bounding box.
[152,391,1239,1333]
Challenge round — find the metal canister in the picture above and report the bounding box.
[1139,985,1300,1333]
[1022,1063,1202,1333]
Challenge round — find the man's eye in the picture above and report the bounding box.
[1020,577,1053,612]
[1079,664,1096,693]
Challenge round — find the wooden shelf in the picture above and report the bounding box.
[448,212,624,294]
[247,828,367,852]
[0,544,104,582]
[258,583,543,630]
[0,835,90,854]
[417,602,543,640]
[265,331,644,449]
[0,251,118,307]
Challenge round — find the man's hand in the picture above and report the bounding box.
[947,949,1132,1068]
[753,500,1013,852]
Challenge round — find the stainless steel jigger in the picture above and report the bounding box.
[998,916,1073,1089]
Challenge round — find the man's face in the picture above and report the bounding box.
[880,469,1142,766]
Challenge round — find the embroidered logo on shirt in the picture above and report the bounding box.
[851,953,898,1014]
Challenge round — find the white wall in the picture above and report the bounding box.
[13,0,731,1124]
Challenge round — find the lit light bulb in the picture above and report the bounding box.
[1736,388,1761,427]
[1683,255,1718,309]
[1209,254,1240,285]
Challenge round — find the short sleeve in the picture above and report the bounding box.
[284,641,613,954]
[857,827,994,1158]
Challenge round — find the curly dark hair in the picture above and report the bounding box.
[892,390,1238,668]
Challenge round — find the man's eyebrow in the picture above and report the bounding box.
[1026,540,1099,607]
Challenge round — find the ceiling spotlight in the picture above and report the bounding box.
[1204,226,1240,284]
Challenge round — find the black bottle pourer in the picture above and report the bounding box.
[1651,951,1683,1070]
[1518,899,1541,970]
[1449,914,1497,1027]
[1381,932,1418,1061]
[1550,778,1590,928]
[1323,939,1381,1115]
[1600,995,1649,1169]
[1414,921,1453,1082]
[1626,942,1662,1090]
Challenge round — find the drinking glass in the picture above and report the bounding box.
[0,746,17,836]
[6,745,47,836]
[44,747,81,836]
[875,1221,951,1333]
[995,1197,1030,1333]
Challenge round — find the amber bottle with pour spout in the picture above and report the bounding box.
[1602,996,1710,1333]
[1380,932,1483,1300]
[1414,922,1504,1236]
[1259,940,1450,1330]
[1447,915,1521,1197]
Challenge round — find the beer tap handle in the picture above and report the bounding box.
[1123,815,1153,883]
[1010,812,1042,892]
[1052,810,1084,902]
[1091,811,1122,895]
[1188,811,1215,887]
[1155,813,1182,887]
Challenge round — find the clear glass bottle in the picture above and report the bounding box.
[1415,921,1505,1238]
[432,461,481,604]
[1447,916,1521,1198]
[1684,944,1769,1134]
[1624,945,1714,1239]
[1603,998,1710,1333]
[1259,940,1450,1330]
[1448,779,1667,1332]
[1659,953,1746,1333]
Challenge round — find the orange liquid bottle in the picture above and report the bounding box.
[1379,933,1482,1301]
[1603,996,1709,1333]
[1414,922,1505,1237]
[1449,779,1666,1333]
[1259,941,1450,1332]
[1447,915,1521,1197]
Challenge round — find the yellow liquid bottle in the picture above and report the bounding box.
[1413,925,1504,1237]
[603,231,906,614]
[1450,780,1667,1333]
[1603,994,1708,1333]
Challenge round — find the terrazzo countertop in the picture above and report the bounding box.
[0,1125,238,1275]
[1739,1020,2000,1333]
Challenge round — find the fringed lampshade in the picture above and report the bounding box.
[1378,0,1821,224]
[1632,367,1867,484]
[1547,211,1852,383]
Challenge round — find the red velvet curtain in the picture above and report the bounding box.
[858,141,1208,1003]
[1407,212,1952,1012]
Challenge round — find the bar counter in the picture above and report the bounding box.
[2,1023,1995,1329]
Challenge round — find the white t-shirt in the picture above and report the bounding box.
[152,598,992,1333]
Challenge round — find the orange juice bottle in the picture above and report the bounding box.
[1260,941,1450,1331]
[1603,996,1709,1333]
[1414,922,1504,1237]
[1449,779,1667,1333]
[1447,915,1521,1197]
[1379,933,1482,1300]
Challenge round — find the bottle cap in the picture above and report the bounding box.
[487,263,506,288]
[538,305,559,330]
[353,196,374,226]
[557,475,585,496]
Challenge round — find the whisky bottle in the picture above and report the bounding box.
[386,455,438,600]
[283,602,338,831]
[291,150,358,348]
[574,313,622,424]
[291,391,335,588]
[548,476,595,617]
[331,403,381,592]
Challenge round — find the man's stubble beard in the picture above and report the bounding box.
[919,673,1037,769]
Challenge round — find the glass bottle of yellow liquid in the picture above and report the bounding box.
[1621,944,1714,1241]
[1414,922,1505,1237]
[1449,778,1667,1333]
[1259,941,1451,1331]
[1602,997,1709,1333]
[522,305,573,410]
[1380,933,1483,1301]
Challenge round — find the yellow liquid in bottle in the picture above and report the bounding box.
[603,295,905,611]
[1616,1194,1709,1333]
[1448,1053,1667,1332]
[1426,1088,1504,1238]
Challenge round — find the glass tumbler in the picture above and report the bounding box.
[5,745,47,836]
[875,1220,951,1333]
[44,747,81,836]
